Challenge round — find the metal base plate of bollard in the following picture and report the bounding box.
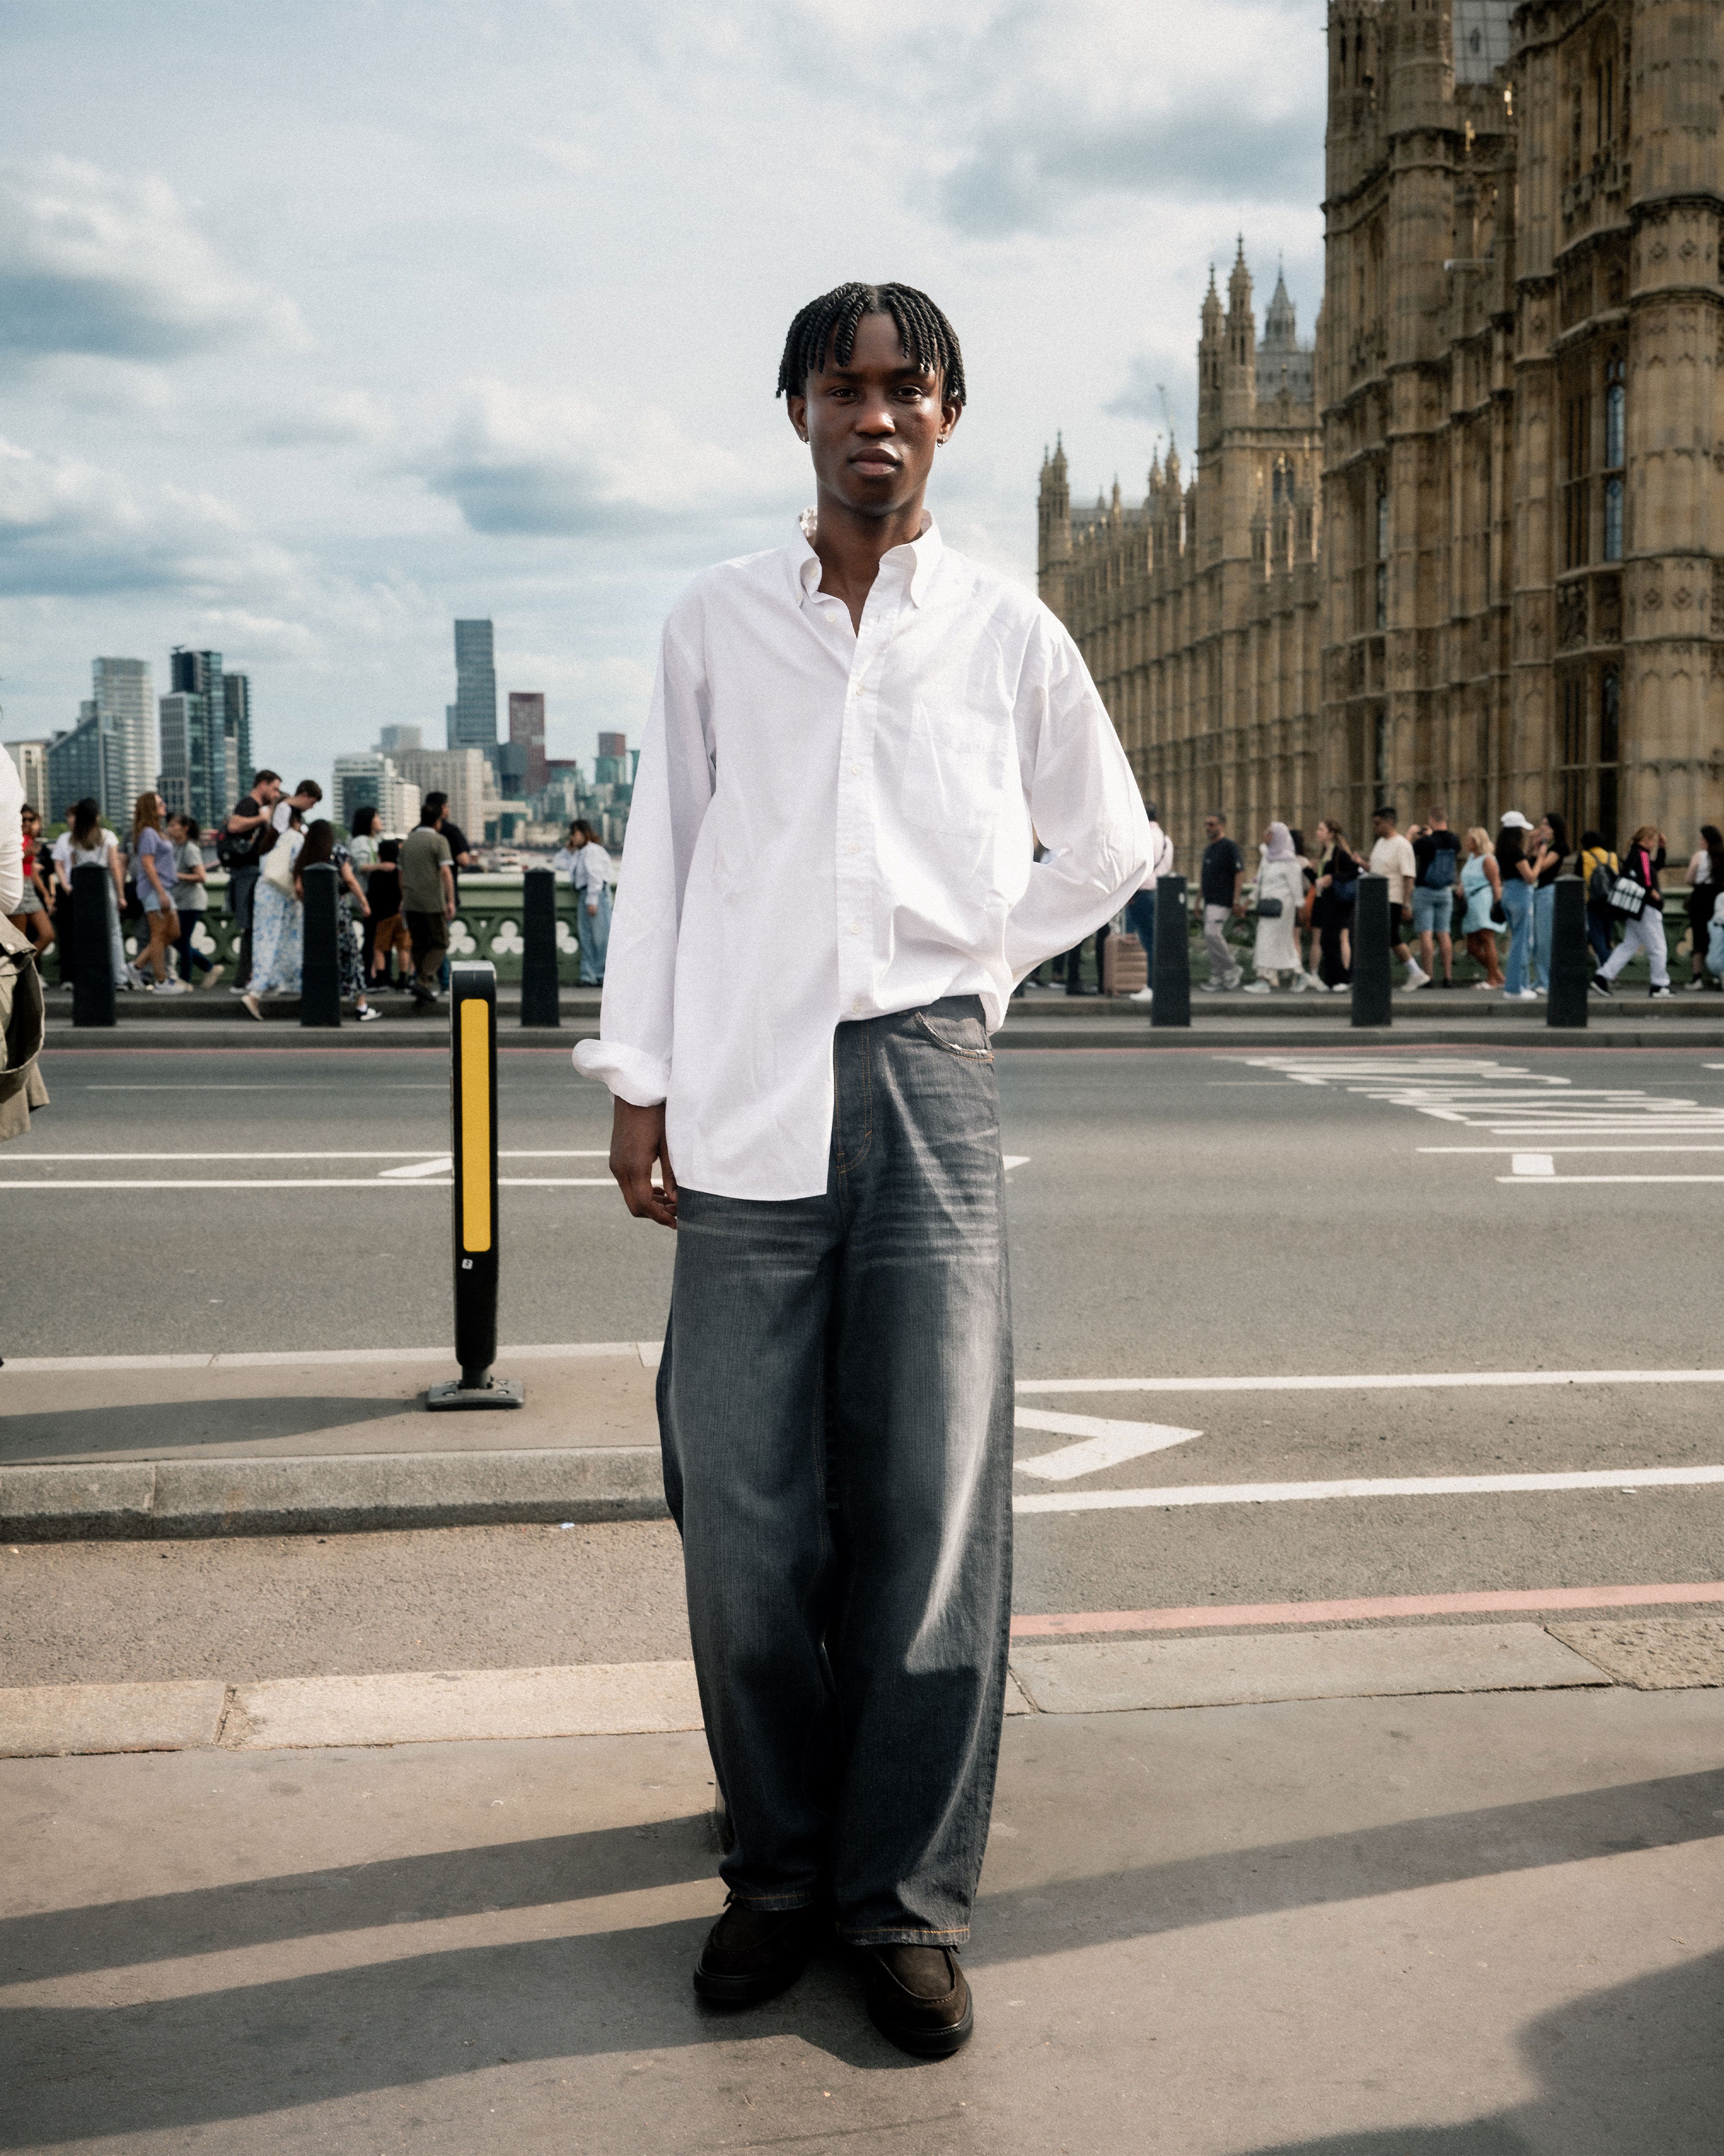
[425,1375,526,1411]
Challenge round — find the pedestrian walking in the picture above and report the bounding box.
[1458,826,1505,988]
[52,800,131,990]
[0,743,49,1139]
[575,281,1149,2056]
[1682,824,1724,990]
[1579,828,1619,972]
[1242,822,1306,992]
[366,840,409,988]
[1593,824,1672,998]
[1411,806,1461,987]
[294,819,378,1021]
[347,803,381,984]
[399,793,456,1005]
[1367,804,1428,988]
[239,802,307,1018]
[8,803,55,963]
[128,794,188,995]
[1310,819,1359,987]
[1495,811,1537,999]
[553,819,612,986]
[1122,803,1172,1005]
[1198,811,1245,990]
[1527,810,1571,998]
[219,769,282,991]
[167,811,222,989]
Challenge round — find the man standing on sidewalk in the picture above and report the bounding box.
[575,282,1148,2058]
[1198,812,1245,990]
[1410,805,1460,988]
[399,793,455,1005]
[1369,804,1429,989]
[1124,801,1173,1005]
[221,769,281,991]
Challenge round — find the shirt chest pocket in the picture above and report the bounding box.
[897,700,998,833]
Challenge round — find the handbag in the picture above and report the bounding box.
[262,830,300,894]
[1255,894,1283,919]
[1606,873,1647,920]
[1489,894,1507,926]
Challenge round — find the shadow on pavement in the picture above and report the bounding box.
[0,1396,415,1462]
[1242,1951,1724,2156]
[6,1770,1723,2144]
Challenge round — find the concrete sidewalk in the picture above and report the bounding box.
[6,1672,1721,2152]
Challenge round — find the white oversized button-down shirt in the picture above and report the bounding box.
[573,514,1150,1200]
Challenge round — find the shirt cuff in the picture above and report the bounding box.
[571,1038,671,1107]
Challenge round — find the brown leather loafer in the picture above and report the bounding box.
[692,1896,820,2007]
[864,1943,974,2057]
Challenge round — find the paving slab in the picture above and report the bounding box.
[1010,1621,1608,1713]
[228,1662,705,1749]
[1551,1615,1724,1690]
[0,1678,227,1757]
[4,1689,1721,2153]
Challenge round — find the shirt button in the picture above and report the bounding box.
[848,762,862,776]
[847,922,861,936]
[846,842,861,856]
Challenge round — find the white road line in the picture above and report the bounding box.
[1513,1153,1556,1177]
[1002,1154,1031,1171]
[1496,1173,1724,1185]
[1015,1367,1724,1395]
[0,1177,612,1191]
[1014,1463,1724,1515]
[1421,1145,1724,1153]
[0,1150,608,1163]
[2,1342,661,1372]
[1013,1412,1203,1481]
[377,1158,453,1178]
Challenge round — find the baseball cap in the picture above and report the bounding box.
[1499,810,1533,830]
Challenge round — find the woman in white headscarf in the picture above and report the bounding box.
[1243,822,1306,994]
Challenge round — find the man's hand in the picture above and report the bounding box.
[610,1098,678,1228]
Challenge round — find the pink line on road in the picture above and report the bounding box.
[1009,1581,1724,1638]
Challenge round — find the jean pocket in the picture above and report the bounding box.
[912,1008,994,1062]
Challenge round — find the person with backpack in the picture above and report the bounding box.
[1410,805,1462,988]
[1579,829,1618,972]
[1682,824,1724,991]
[1592,824,1671,998]
[220,770,283,991]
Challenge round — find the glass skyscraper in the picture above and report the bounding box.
[446,619,497,757]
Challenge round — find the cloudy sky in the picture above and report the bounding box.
[0,0,1326,794]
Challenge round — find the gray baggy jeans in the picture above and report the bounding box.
[657,995,1014,1946]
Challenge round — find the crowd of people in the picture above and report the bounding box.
[1035,801,1724,1001]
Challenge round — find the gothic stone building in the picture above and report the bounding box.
[1038,0,1724,870]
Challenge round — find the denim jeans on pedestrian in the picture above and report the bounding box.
[1124,889,1156,975]
[657,996,1015,1947]
[227,867,259,987]
[1531,882,1555,990]
[1500,877,1533,992]
[1586,903,1612,971]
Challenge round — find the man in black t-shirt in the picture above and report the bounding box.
[1198,812,1245,990]
[1410,805,1461,987]
[221,769,282,990]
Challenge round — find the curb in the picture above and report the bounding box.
[0,1446,670,1541]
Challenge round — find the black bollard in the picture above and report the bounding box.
[427,962,523,1409]
[298,863,341,1027]
[71,863,115,1028]
[1547,874,1590,1029]
[1351,874,1393,1027]
[520,866,560,1027]
[1150,874,1191,1027]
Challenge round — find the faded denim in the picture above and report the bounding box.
[657,996,1014,1946]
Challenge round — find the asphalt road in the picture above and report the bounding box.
[5,1040,1724,1681]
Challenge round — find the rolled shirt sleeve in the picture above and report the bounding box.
[572,609,713,1107]
[1004,615,1152,978]
[0,746,24,916]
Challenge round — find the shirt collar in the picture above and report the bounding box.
[792,509,944,609]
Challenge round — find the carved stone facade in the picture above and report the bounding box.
[1038,0,1724,868]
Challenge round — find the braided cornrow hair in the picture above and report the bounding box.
[776,282,967,407]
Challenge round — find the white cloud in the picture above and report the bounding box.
[419,380,789,539]
[0,155,307,364]
[249,389,396,448]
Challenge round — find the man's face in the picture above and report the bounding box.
[1373,814,1394,838]
[786,311,960,521]
[1204,818,1223,843]
[258,779,282,805]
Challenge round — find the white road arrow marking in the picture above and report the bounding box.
[377,1157,454,1179]
[1003,1155,1030,1171]
[1014,1410,1204,1481]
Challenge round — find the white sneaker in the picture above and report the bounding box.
[1224,969,1244,990]
[124,964,147,990]
[1242,978,1272,995]
[149,977,191,995]
[1504,987,1538,1001]
[1291,972,1309,993]
[1128,986,1154,1004]
[1403,963,1431,990]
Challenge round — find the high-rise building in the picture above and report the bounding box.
[396,746,486,842]
[333,751,420,834]
[91,658,154,810]
[446,619,497,756]
[378,724,422,753]
[159,648,240,832]
[508,692,547,796]
[46,710,125,824]
[594,732,629,786]
[3,740,49,815]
